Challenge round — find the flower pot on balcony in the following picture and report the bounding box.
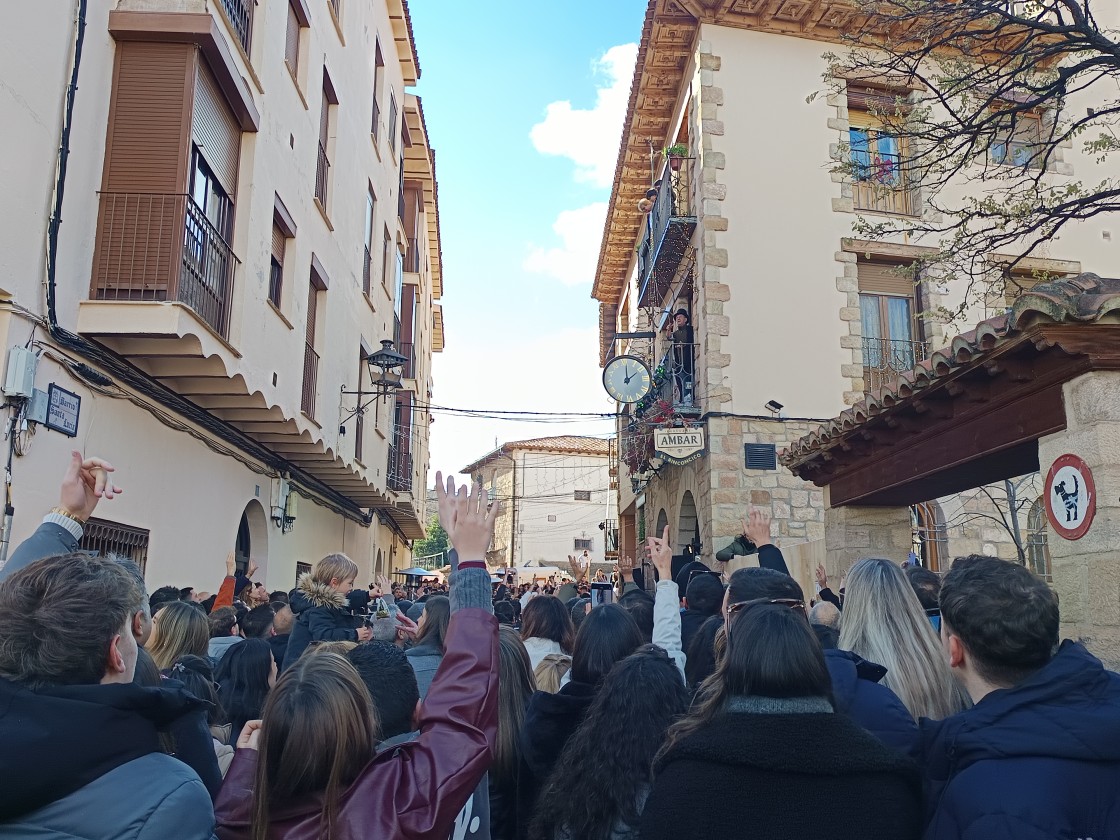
[668,155,684,172]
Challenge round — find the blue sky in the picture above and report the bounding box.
[408,0,648,478]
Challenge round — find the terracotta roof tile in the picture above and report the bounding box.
[461,436,611,474]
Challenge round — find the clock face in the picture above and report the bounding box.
[602,355,652,404]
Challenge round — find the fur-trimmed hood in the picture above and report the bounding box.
[291,573,348,611]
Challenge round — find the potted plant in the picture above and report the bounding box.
[664,143,689,171]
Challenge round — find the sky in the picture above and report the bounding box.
[407,0,648,480]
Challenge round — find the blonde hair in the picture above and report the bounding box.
[148,601,210,671]
[304,640,358,658]
[838,557,967,720]
[313,553,359,586]
[533,653,573,694]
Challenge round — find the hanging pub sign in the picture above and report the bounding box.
[653,427,706,465]
[1044,454,1096,540]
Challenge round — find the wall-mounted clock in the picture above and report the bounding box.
[602,354,653,404]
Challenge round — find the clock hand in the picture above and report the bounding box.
[624,365,633,384]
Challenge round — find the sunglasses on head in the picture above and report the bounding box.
[725,597,805,617]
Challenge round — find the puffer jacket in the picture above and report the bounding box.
[826,649,918,756]
[0,677,215,839]
[280,574,364,670]
[214,567,498,840]
[921,641,1120,840]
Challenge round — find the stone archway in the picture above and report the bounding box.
[678,491,699,553]
[237,499,269,579]
[655,508,669,538]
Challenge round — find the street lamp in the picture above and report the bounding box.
[339,339,408,433]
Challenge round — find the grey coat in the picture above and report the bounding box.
[406,641,444,700]
[0,752,215,839]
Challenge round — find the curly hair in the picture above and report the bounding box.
[529,646,690,840]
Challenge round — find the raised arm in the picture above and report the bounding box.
[647,525,686,680]
[744,509,789,575]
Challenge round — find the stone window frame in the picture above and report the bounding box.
[836,238,947,404]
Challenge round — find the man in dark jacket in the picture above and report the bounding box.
[680,570,723,653]
[922,554,1120,840]
[0,552,214,838]
[728,564,918,755]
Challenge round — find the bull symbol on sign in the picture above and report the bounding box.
[1054,475,1080,523]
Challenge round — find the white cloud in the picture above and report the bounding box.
[428,325,616,479]
[529,43,638,189]
[522,202,608,286]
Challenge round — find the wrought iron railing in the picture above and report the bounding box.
[852,148,916,216]
[653,342,700,413]
[637,159,695,305]
[862,337,927,392]
[363,244,373,295]
[301,341,319,417]
[403,237,420,273]
[387,424,418,492]
[220,0,253,53]
[315,143,330,205]
[92,192,236,338]
[398,341,415,379]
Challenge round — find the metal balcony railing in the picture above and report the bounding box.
[398,341,415,379]
[92,192,236,338]
[315,143,330,206]
[852,148,916,216]
[403,237,420,273]
[653,342,700,414]
[220,0,253,53]
[363,244,373,295]
[301,341,319,417]
[637,159,696,306]
[862,337,927,392]
[387,425,419,492]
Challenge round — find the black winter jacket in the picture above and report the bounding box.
[826,649,918,756]
[281,575,364,670]
[640,701,922,840]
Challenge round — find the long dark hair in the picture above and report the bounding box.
[494,626,536,790]
[530,646,690,840]
[658,604,831,764]
[520,596,575,654]
[684,614,724,690]
[414,595,450,652]
[251,653,377,840]
[570,604,643,686]
[169,654,225,727]
[132,647,176,755]
[216,638,275,741]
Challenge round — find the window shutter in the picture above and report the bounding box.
[285,3,300,72]
[847,84,912,116]
[104,42,193,193]
[857,261,916,297]
[271,224,286,264]
[192,61,240,195]
[745,444,777,471]
[305,281,317,345]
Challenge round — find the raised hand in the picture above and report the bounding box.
[646,525,673,581]
[616,553,637,582]
[247,559,259,579]
[225,551,236,578]
[816,563,828,588]
[236,720,262,750]
[435,471,500,562]
[59,451,122,521]
[567,554,585,580]
[743,509,773,549]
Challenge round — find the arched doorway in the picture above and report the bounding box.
[911,501,947,571]
[376,548,384,577]
[655,508,669,539]
[677,491,698,554]
[236,499,269,578]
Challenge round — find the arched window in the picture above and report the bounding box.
[911,501,947,571]
[1027,497,1052,581]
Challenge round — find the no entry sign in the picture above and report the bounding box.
[1044,454,1096,540]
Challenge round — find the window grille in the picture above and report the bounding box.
[79,518,150,576]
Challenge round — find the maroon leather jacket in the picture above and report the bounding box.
[214,608,498,839]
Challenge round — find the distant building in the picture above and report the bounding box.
[462,436,616,569]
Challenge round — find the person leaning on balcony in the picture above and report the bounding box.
[671,309,694,406]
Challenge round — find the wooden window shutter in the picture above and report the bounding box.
[847,84,912,116]
[192,61,241,195]
[857,261,916,296]
[271,224,286,264]
[103,42,193,193]
[285,2,300,72]
[305,281,318,345]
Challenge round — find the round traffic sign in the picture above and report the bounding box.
[1044,454,1096,540]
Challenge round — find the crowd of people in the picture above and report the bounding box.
[0,451,1119,839]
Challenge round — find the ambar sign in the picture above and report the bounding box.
[654,427,706,465]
